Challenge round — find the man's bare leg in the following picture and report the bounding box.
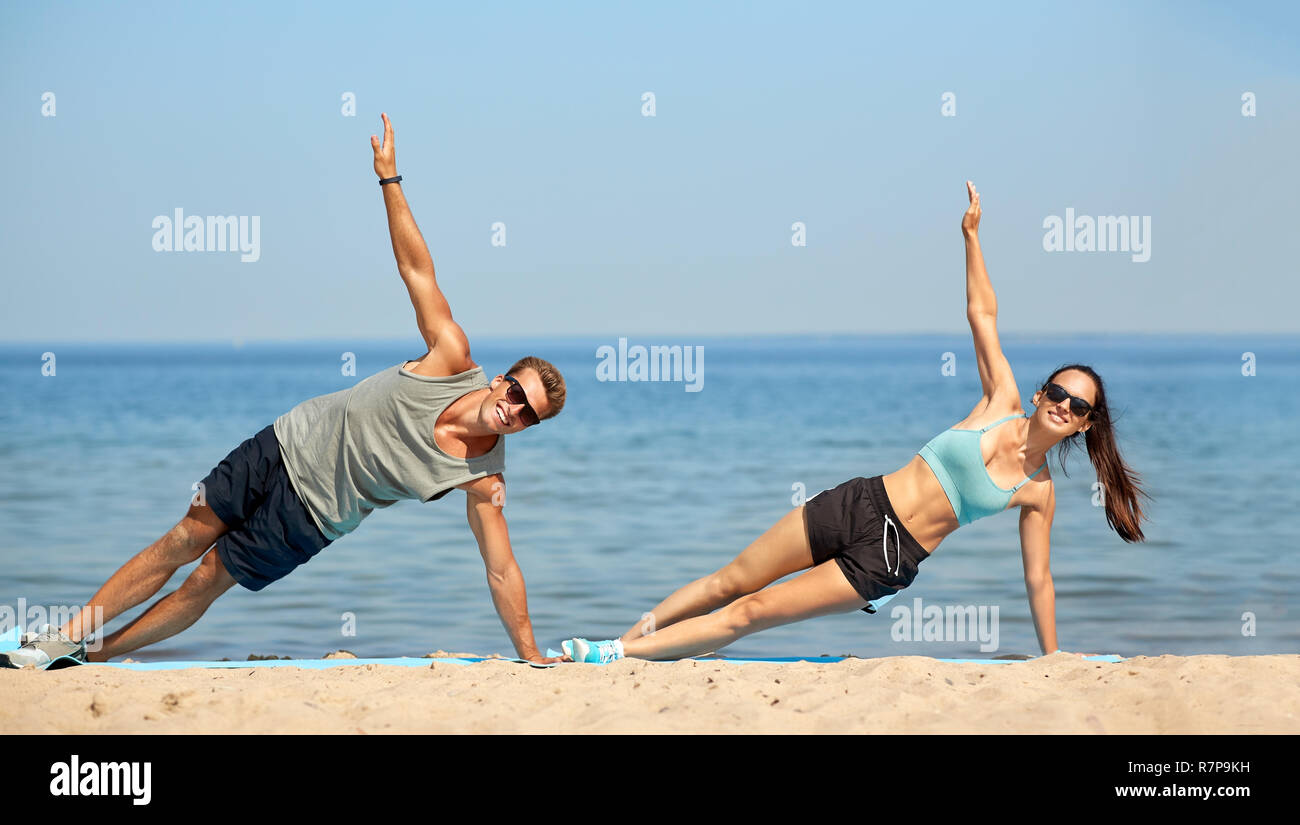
[87,548,238,661]
[59,503,230,645]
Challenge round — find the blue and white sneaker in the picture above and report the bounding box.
[567,638,625,664]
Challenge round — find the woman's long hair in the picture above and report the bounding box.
[1042,364,1151,542]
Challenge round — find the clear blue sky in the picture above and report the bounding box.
[2,0,1297,342]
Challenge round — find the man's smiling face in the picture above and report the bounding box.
[481,368,549,433]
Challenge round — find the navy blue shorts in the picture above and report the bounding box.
[803,475,930,614]
[200,424,332,592]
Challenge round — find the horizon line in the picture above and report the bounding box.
[1,330,1296,347]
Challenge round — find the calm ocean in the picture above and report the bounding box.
[1,335,1296,661]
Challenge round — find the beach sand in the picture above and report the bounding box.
[3,652,1295,734]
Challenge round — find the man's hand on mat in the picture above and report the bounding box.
[370,112,397,179]
[962,180,981,236]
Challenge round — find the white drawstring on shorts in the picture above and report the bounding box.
[882,513,902,578]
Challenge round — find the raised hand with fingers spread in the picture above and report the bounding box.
[962,179,981,236]
[371,112,397,180]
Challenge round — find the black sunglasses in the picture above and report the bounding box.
[1041,382,1093,419]
[502,375,540,427]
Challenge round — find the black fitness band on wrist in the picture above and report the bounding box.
[379,175,402,185]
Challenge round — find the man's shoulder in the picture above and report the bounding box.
[403,326,476,378]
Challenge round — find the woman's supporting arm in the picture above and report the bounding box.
[1019,485,1060,655]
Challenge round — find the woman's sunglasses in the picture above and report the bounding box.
[1041,382,1093,419]
[502,375,541,427]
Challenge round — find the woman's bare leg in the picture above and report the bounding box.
[620,560,866,660]
[619,506,814,644]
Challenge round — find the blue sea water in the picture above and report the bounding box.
[0,335,1296,661]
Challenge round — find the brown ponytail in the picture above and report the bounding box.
[1046,364,1152,543]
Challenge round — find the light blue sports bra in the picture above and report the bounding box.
[917,412,1046,526]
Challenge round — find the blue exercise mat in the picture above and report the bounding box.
[71,653,1123,670]
[1,628,1124,668]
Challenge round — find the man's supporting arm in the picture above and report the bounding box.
[461,474,552,662]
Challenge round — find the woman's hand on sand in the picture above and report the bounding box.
[370,112,397,180]
[962,180,981,236]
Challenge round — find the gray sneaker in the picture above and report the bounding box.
[0,624,87,670]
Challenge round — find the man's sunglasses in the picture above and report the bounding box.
[1041,382,1093,419]
[502,375,541,427]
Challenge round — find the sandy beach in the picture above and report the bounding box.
[3,652,1295,734]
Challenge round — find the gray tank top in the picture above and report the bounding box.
[273,363,505,540]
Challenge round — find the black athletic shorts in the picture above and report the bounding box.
[200,424,332,592]
[803,475,929,613]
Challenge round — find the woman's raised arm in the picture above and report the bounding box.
[963,181,1018,405]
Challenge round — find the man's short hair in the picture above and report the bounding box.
[508,356,566,420]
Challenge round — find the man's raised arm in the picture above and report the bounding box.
[371,113,458,356]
